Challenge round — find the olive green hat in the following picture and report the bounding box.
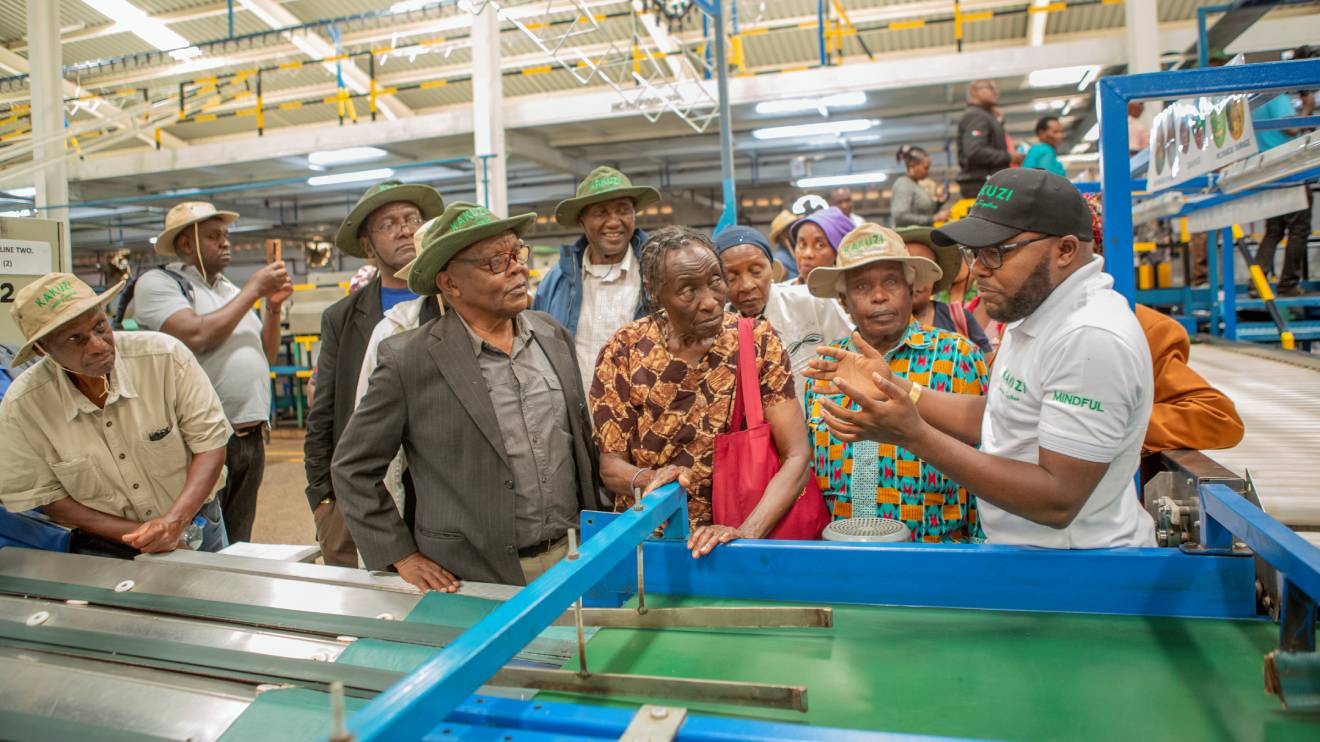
[334,179,445,258]
[553,166,660,227]
[406,201,536,295]
[896,226,963,296]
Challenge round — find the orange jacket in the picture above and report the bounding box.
[1136,304,1245,454]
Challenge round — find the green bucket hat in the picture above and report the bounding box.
[896,226,963,296]
[334,179,445,258]
[406,201,537,295]
[553,166,660,227]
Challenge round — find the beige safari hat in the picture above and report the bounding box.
[155,202,239,257]
[768,209,796,246]
[806,222,943,299]
[11,273,126,365]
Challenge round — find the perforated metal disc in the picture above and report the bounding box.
[822,517,911,543]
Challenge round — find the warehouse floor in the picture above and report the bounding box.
[251,429,317,547]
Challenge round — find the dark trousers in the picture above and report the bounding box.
[220,428,266,543]
[1255,196,1313,290]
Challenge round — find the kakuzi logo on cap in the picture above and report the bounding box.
[449,207,497,233]
[33,279,77,312]
[586,175,623,194]
[974,184,1015,210]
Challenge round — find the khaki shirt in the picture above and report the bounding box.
[0,331,232,521]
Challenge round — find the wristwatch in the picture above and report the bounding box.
[908,381,923,405]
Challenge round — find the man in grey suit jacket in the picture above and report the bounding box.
[332,202,601,590]
[304,180,444,567]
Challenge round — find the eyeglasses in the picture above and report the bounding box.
[450,242,531,274]
[369,214,425,236]
[581,202,635,221]
[960,234,1055,271]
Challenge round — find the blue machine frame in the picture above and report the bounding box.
[1097,58,1320,343]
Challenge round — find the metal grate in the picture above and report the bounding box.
[822,517,910,543]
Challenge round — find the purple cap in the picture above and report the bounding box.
[789,207,855,252]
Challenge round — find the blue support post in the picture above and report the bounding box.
[817,0,827,67]
[1097,76,1136,304]
[1208,230,1222,336]
[1221,227,1237,340]
[347,485,689,742]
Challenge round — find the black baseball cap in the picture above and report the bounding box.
[932,168,1093,249]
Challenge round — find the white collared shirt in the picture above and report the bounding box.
[576,246,641,396]
[978,257,1157,548]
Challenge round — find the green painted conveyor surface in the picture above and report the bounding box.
[537,596,1320,742]
[218,592,1320,741]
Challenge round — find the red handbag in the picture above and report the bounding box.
[712,318,832,540]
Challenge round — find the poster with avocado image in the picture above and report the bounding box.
[1147,94,1257,191]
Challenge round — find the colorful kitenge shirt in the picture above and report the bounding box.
[591,312,796,529]
[804,321,990,542]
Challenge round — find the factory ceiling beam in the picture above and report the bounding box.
[57,10,1320,187]
[234,0,414,120]
[506,131,587,178]
[1027,0,1050,47]
[5,1,247,53]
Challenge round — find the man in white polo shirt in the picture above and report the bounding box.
[809,168,1155,548]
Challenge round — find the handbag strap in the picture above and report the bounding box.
[733,317,765,429]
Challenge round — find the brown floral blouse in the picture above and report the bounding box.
[590,311,796,528]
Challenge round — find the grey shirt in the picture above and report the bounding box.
[131,263,271,426]
[457,312,579,548]
[890,175,939,228]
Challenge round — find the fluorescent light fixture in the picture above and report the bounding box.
[0,209,31,218]
[2,187,35,199]
[308,168,396,187]
[1050,99,1065,110]
[1078,67,1101,90]
[390,0,430,10]
[149,237,158,244]
[1027,65,1100,89]
[795,171,889,189]
[755,91,868,116]
[1058,153,1100,163]
[81,0,201,60]
[308,146,389,168]
[752,118,877,140]
[1070,142,1093,154]
[1033,101,1049,112]
[1083,123,1100,142]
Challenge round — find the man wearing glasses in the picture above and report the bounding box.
[809,169,1156,548]
[533,166,660,395]
[333,203,600,590]
[304,180,444,567]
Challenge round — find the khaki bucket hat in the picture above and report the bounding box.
[553,166,660,227]
[406,202,537,296]
[155,202,239,257]
[806,223,943,299]
[334,179,446,258]
[768,209,797,246]
[11,273,126,365]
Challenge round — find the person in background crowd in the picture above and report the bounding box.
[1128,102,1150,156]
[899,227,992,354]
[788,207,855,286]
[1,275,231,555]
[132,203,291,544]
[891,145,950,228]
[1023,116,1066,178]
[714,225,852,398]
[957,80,1025,198]
[591,226,810,557]
[303,180,444,567]
[533,166,658,394]
[802,224,988,541]
[811,169,1156,549]
[768,209,801,280]
[831,187,866,227]
[1252,48,1316,297]
[333,202,599,589]
[1084,194,1244,459]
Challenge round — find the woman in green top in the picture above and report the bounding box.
[1022,116,1066,178]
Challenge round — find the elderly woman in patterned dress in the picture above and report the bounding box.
[589,226,811,558]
